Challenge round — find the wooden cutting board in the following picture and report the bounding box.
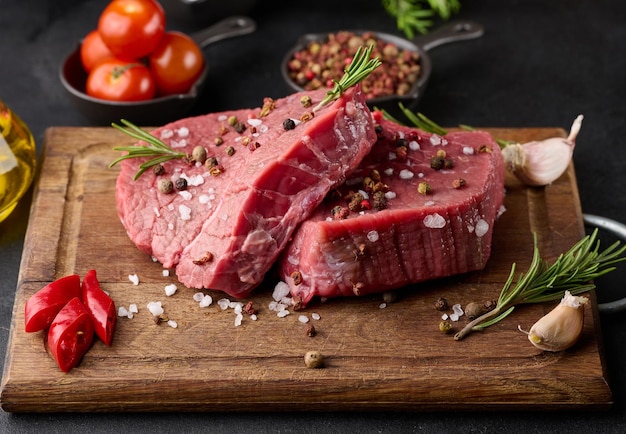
[0,126,611,412]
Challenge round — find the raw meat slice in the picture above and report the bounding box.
[278,113,506,306]
[115,86,377,297]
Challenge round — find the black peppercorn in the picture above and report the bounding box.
[175,177,188,191]
[283,118,296,131]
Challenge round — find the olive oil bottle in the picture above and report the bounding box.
[0,99,36,223]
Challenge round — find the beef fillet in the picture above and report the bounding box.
[115,86,377,298]
[278,113,506,306]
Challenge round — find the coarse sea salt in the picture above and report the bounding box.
[379,303,387,309]
[193,292,204,302]
[277,310,290,318]
[129,304,138,313]
[217,298,231,310]
[179,204,191,220]
[367,230,380,242]
[463,146,474,155]
[128,274,139,285]
[160,129,173,139]
[167,319,178,328]
[234,313,243,327]
[409,140,420,151]
[179,191,192,200]
[423,213,446,228]
[298,315,309,323]
[147,301,164,316]
[199,195,210,204]
[430,135,442,146]
[247,118,263,127]
[272,281,290,301]
[162,269,170,277]
[475,219,490,237]
[384,168,394,176]
[399,169,414,180]
[311,313,321,320]
[176,127,189,137]
[118,307,129,317]
[164,283,177,296]
[384,191,396,200]
[198,295,212,308]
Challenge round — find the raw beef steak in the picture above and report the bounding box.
[115,86,377,297]
[278,112,506,306]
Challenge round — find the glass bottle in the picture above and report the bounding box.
[0,99,37,223]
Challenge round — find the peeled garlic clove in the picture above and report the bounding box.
[502,115,583,186]
[521,290,588,352]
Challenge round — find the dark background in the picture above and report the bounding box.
[1,0,626,432]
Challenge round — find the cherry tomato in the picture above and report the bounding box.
[148,31,205,96]
[81,270,116,346]
[80,30,115,73]
[86,58,156,101]
[47,297,94,372]
[98,0,166,59]
[25,274,81,333]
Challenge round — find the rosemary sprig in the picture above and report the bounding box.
[314,45,382,112]
[109,119,188,180]
[454,229,626,341]
[382,0,461,38]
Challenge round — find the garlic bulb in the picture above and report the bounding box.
[501,115,583,186]
[520,290,588,352]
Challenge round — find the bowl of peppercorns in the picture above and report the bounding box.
[281,21,484,115]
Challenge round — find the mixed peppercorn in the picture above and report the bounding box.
[286,31,421,101]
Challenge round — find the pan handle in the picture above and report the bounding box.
[583,214,626,314]
[189,16,256,49]
[413,20,484,52]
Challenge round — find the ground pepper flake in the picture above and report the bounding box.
[417,181,431,195]
[193,252,214,265]
[331,205,349,220]
[291,270,303,285]
[452,178,466,189]
[478,145,492,153]
[300,111,314,122]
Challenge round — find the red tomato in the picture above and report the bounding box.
[47,297,94,372]
[149,31,205,96]
[86,58,156,101]
[25,274,81,333]
[98,0,165,59]
[80,30,116,73]
[81,270,116,346]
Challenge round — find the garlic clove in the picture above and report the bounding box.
[502,115,583,186]
[520,290,588,352]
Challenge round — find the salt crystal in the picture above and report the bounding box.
[367,230,380,242]
[463,146,474,155]
[311,313,321,320]
[181,173,204,186]
[176,127,189,137]
[358,189,369,200]
[452,303,464,317]
[408,140,420,151]
[217,298,231,310]
[379,303,387,309]
[199,295,212,307]
[153,207,160,217]
[168,222,174,230]
[171,139,187,148]
[247,118,263,127]
[388,152,397,161]
[162,269,169,277]
[193,292,204,302]
[475,219,490,237]
[164,284,177,296]
[160,129,173,139]
[152,256,158,262]
[384,191,397,200]
[199,195,210,204]
[298,315,309,323]
[218,114,227,121]
[179,204,191,220]
[167,319,178,328]
[423,213,446,228]
[425,200,435,206]
[233,303,243,314]
[399,169,414,179]
[418,172,425,178]
[118,307,129,317]
[128,274,139,285]
[277,310,290,318]
[147,301,164,316]
[250,314,258,321]
[179,191,192,200]
[497,205,507,218]
[234,313,243,327]
[272,281,290,301]
[430,135,442,146]
[384,167,394,176]
[441,313,449,320]
[129,304,138,313]
[280,296,293,306]
[259,124,269,133]
[449,313,459,321]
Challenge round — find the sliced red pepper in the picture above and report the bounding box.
[81,269,116,346]
[24,274,81,333]
[47,297,94,372]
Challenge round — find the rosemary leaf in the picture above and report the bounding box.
[454,229,626,341]
[314,45,382,111]
[109,119,188,180]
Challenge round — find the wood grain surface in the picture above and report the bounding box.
[0,126,610,412]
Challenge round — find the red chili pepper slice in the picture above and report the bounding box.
[24,274,81,333]
[81,269,116,346]
[47,297,94,372]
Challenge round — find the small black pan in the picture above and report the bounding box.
[281,20,484,114]
[60,16,256,126]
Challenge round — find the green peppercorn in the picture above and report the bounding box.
[192,146,207,164]
[157,179,173,194]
